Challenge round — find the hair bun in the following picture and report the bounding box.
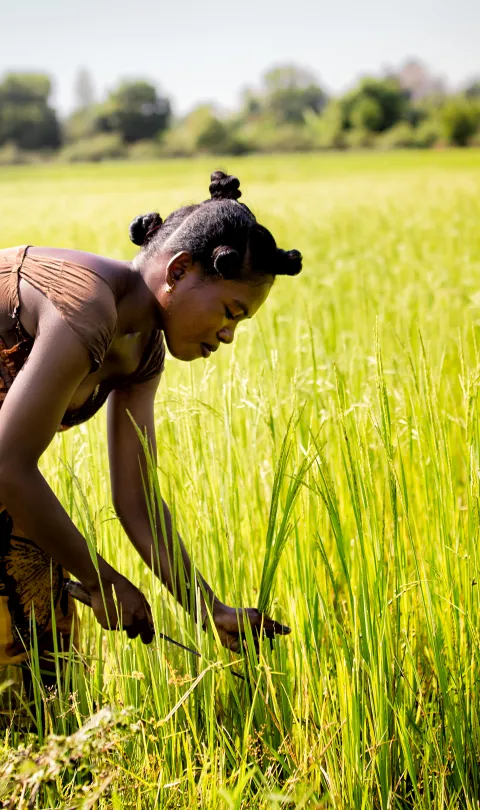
[209,171,242,201]
[276,248,303,277]
[129,212,163,246]
[211,245,241,278]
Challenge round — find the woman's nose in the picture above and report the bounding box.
[218,326,235,344]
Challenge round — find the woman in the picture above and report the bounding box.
[0,171,302,676]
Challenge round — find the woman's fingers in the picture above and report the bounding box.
[123,605,155,643]
[140,626,154,645]
[137,614,155,645]
[138,602,155,644]
[261,618,291,638]
[242,609,291,639]
[214,609,291,653]
[124,618,154,644]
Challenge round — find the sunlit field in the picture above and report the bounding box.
[1,150,480,808]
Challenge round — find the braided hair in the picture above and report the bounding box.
[129,171,302,283]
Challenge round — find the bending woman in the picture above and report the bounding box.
[0,171,302,672]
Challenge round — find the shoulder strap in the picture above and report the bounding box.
[9,246,30,317]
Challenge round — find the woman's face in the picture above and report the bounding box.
[148,252,273,361]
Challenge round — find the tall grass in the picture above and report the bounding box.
[1,151,480,807]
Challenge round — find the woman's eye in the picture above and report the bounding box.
[225,307,235,320]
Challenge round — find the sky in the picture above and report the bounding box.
[1,0,479,116]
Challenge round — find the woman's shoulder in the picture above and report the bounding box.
[21,248,131,371]
[25,247,132,294]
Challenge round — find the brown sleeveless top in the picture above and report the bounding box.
[0,245,165,430]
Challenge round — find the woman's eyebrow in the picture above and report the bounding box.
[233,299,250,318]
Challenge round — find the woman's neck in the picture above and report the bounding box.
[116,264,163,335]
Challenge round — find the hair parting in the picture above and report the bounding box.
[129,171,303,282]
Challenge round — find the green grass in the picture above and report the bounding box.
[1,150,480,808]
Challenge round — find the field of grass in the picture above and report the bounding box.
[1,150,480,808]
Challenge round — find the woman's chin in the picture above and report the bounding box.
[165,339,202,362]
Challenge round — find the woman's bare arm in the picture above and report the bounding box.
[0,307,153,640]
[107,378,221,621]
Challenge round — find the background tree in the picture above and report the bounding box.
[242,65,327,126]
[440,97,480,146]
[101,80,171,143]
[304,101,345,149]
[73,68,95,110]
[262,65,327,124]
[0,73,61,150]
[350,96,383,131]
[240,87,263,119]
[465,79,480,99]
[160,104,248,157]
[341,77,408,132]
[64,78,172,151]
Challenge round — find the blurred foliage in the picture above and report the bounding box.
[127,138,164,160]
[0,707,139,808]
[61,133,127,163]
[340,77,409,132]
[0,73,61,151]
[1,61,480,162]
[350,95,384,131]
[63,79,171,148]
[243,64,327,125]
[440,97,480,146]
[343,127,376,149]
[304,103,346,149]
[102,80,171,144]
[159,104,249,157]
[414,118,443,148]
[465,79,480,99]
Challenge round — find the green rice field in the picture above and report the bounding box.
[1,150,480,808]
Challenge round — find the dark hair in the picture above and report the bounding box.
[129,171,302,282]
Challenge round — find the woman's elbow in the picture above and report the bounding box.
[111,485,146,528]
[110,463,150,522]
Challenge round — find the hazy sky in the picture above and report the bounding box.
[1,0,479,115]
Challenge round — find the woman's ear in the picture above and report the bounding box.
[166,251,194,289]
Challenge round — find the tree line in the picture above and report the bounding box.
[1,61,479,164]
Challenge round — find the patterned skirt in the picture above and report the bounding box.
[0,510,77,665]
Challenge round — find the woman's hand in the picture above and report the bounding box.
[90,575,154,645]
[211,603,291,652]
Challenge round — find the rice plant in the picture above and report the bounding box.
[0,150,480,808]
